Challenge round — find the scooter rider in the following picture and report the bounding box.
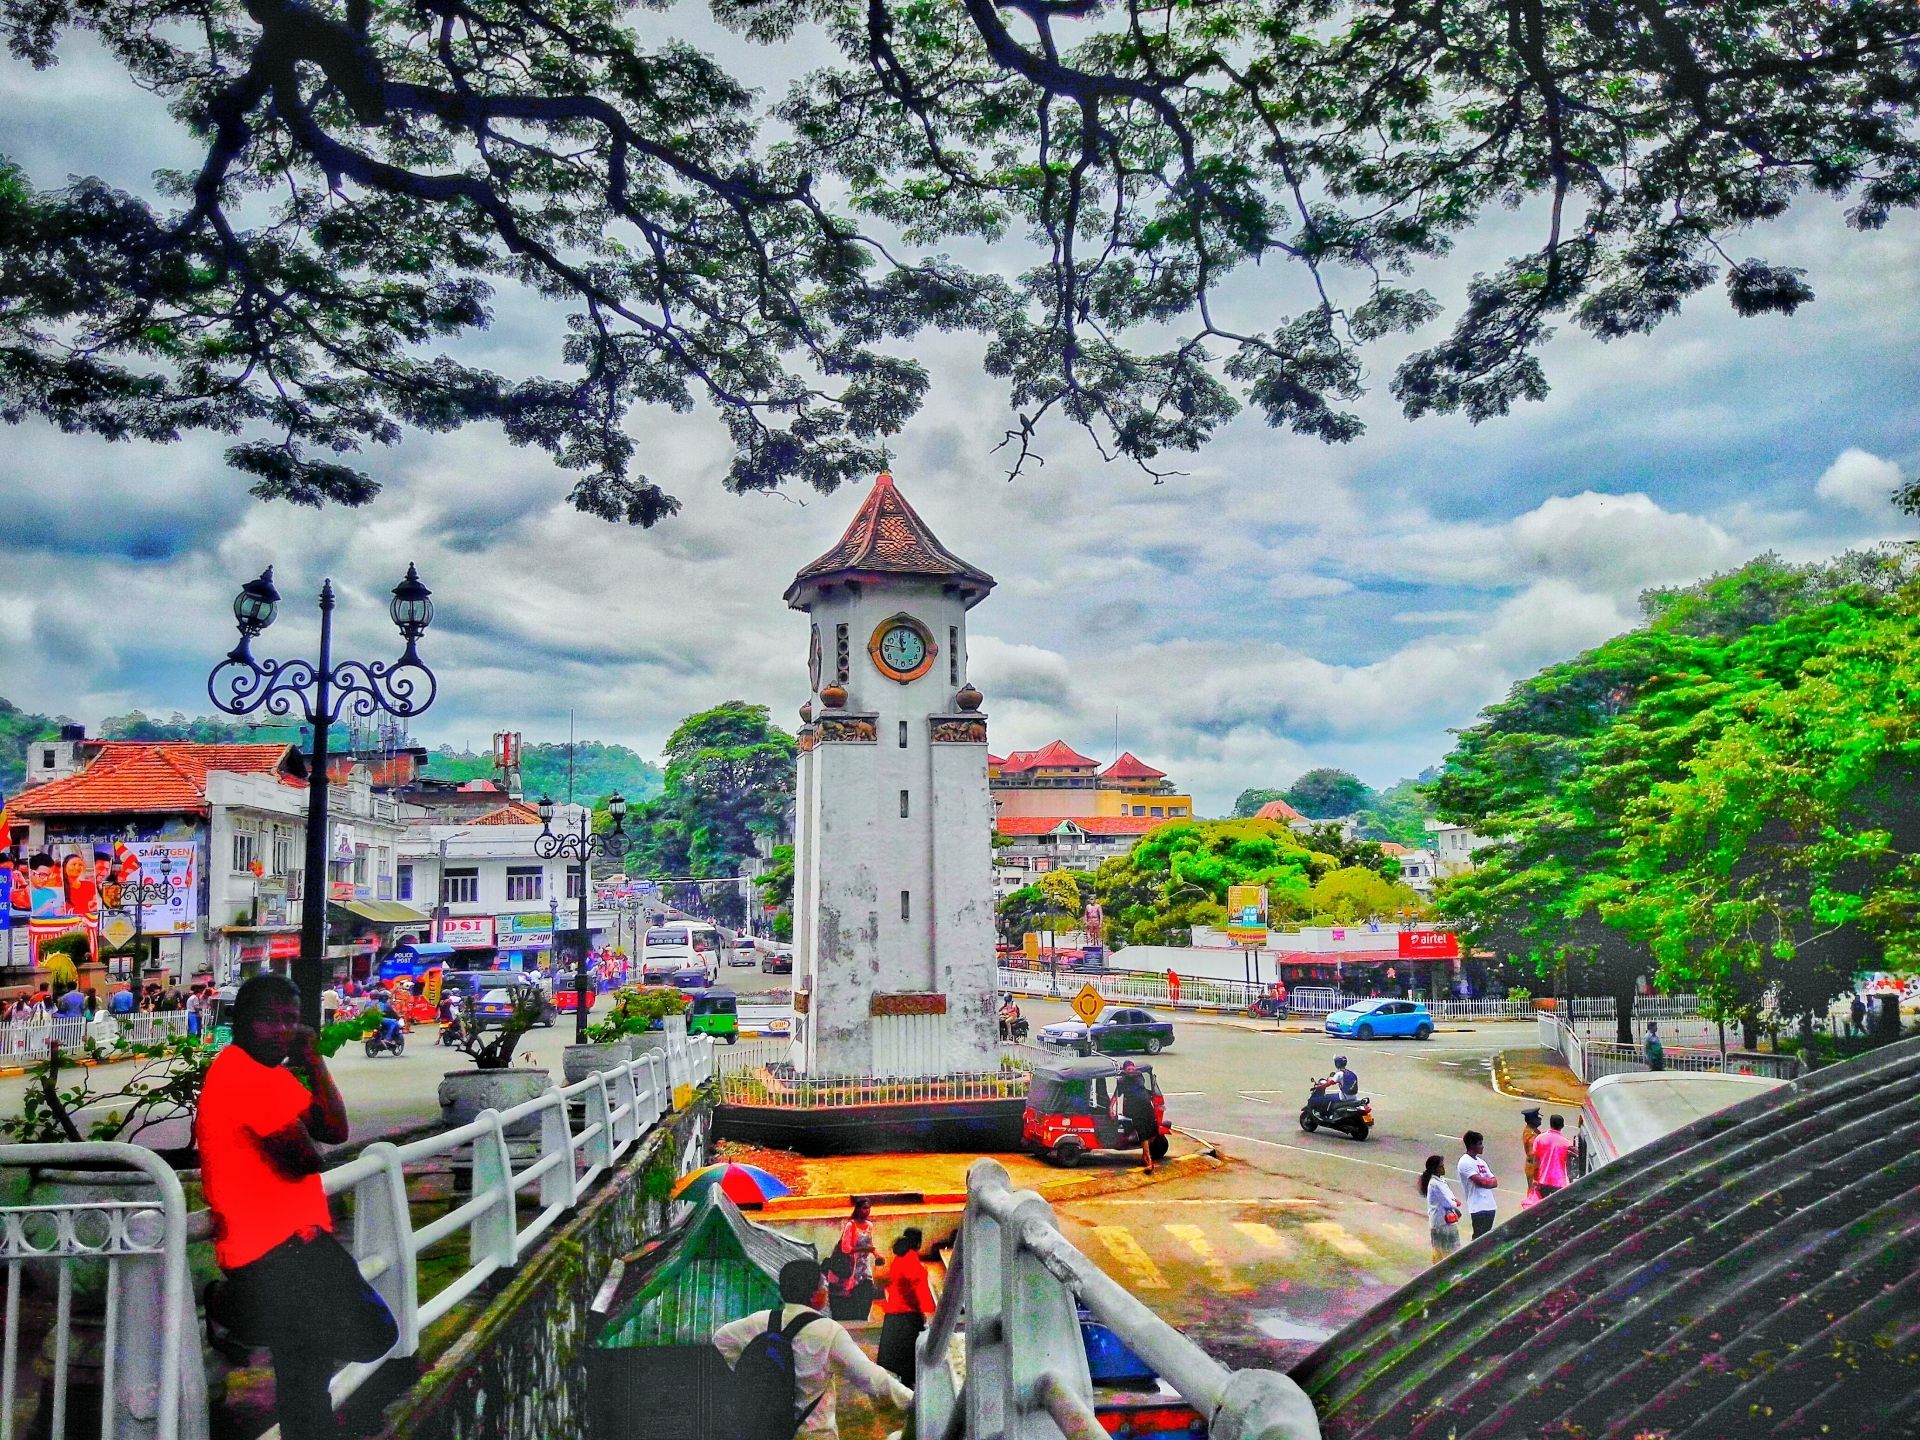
[1312,1055,1359,1116]
[376,992,403,1048]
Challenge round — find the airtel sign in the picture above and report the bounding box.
[1397,930,1460,959]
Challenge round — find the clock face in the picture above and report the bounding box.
[808,625,823,691]
[868,615,936,682]
[880,624,926,672]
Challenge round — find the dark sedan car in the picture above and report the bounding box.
[1038,1006,1175,1056]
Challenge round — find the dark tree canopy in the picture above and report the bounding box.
[3,0,1916,519]
[1284,766,1372,818]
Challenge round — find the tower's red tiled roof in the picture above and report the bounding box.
[1254,798,1307,824]
[1099,751,1166,781]
[8,742,302,817]
[468,801,543,825]
[786,471,994,606]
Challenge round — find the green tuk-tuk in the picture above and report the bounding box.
[687,987,738,1044]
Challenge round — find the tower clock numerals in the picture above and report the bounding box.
[868,616,936,682]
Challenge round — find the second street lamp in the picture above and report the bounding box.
[207,564,437,1028]
[534,792,630,1042]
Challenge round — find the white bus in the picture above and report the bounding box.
[639,922,728,982]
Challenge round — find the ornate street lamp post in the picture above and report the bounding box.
[208,566,436,1027]
[534,793,629,1042]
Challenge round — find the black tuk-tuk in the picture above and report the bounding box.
[1022,1054,1170,1166]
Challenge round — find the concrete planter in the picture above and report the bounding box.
[562,1040,635,1084]
[437,1067,552,1133]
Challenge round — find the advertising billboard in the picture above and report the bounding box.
[1397,930,1460,959]
[5,839,198,959]
[440,915,496,944]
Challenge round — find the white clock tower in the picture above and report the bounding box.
[784,471,999,1078]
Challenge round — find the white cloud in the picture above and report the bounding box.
[1814,448,1904,516]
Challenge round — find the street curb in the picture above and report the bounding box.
[1032,1136,1221,1203]
[0,1053,139,1079]
[1490,1050,1587,1105]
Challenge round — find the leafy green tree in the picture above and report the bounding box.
[754,843,795,941]
[1231,788,1289,819]
[1352,778,1434,848]
[1090,819,1322,947]
[0,696,64,795]
[1284,768,1373,820]
[996,884,1048,947]
[1433,550,1920,1044]
[6,3,1912,517]
[628,701,795,887]
[1309,866,1420,924]
[1037,871,1083,943]
[1292,823,1402,882]
[431,741,662,807]
[99,710,305,746]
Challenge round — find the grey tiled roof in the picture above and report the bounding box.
[1292,1034,1920,1438]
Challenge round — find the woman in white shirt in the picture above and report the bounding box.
[1421,1154,1462,1263]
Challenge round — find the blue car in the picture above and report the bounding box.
[1324,998,1434,1040]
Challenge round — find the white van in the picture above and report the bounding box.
[639,923,728,982]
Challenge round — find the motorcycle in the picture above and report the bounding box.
[999,1013,1030,1042]
[1299,1077,1373,1141]
[365,1023,406,1058]
[1249,994,1289,1019]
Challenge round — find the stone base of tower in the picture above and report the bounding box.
[713,1092,1026,1157]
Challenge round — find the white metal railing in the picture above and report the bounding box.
[0,1141,203,1440]
[1539,1013,1803,1083]
[713,1037,792,1075]
[322,1030,713,1405]
[917,1158,1320,1440]
[0,1010,194,1064]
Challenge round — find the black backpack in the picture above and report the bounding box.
[726,1305,825,1440]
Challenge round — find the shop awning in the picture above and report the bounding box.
[330,899,433,924]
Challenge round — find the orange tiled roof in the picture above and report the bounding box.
[786,471,994,604]
[997,740,1098,774]
[8,742,300,817]
[468,802,543,825]
[1099,751,1167,781]
[996,814,1169,838]
[1254,798,1307,824]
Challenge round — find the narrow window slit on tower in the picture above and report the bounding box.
[898,720,908,748]
[949,627,958,685]
[900,790,910,818]
[900,890,911,921]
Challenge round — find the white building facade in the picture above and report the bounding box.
[785,473,999,1078]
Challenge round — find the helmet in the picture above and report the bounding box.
[1334,1055,1348,1067]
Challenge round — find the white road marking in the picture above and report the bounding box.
[1302,1221,1374,1261]
[1071,1197,1323,1208]
[1188,1127,1424,1176]
[1162,1091,1207,1097]
[1236,1092,1278,1104]
[1093,1226,1168,1290]
[1167,1223,1251,1293]
[1231,1221,1294,1255]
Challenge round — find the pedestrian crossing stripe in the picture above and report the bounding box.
[1166,1223,1251,1294]
[1093,1226,1168,1290]
[1303,1221,1372,1260]
[1230,1221,1292,1255]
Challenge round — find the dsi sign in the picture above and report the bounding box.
[1398,930,1460,959]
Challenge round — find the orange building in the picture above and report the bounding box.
[988,742,1194,822]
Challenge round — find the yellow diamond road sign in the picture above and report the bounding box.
[1071,983,1105,1025]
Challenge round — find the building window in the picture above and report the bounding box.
[900,789,911,818]
[354,849,370,884]
[41,748,55,768]
[1150,806,1164,817]
[567,868,583,900]
[1170,807,1186,816]
[835,623,850,681]
[949,627,958,686]
[900,889,911,921]
[231,831,256,873]
[272,829,294,875]
[397,863,414,901]
[506,866,544,902]
[898,720,909,748]
[442,868,479,905]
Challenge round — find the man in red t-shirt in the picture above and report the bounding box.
[199,975,397,1439]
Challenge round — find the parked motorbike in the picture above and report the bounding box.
[1000,1013,1030,1042]
[1299,1078,1373,1141]
[1249,994,1289,1019]
[365,1024,406,1058]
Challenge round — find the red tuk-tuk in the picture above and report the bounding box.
[1022,1055,1171,1166]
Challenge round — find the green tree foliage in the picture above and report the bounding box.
[754,843,795,941]
[1037,871,1083,941]
[627,702,795,884]
[430,741,662,808]
[1309,866,1421,924]
[1432,550,1920,1044]
[1231,788,1289,819]
[98,710,304,746]
[5,3,1913,517]
[1284,768,1373,819]
[1089,818,1321,946]
[0,696,65,796]
[1352,778,1434,848]
[1292,824,1409,885]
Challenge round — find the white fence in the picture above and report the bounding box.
[0,1141,201,1440]
[0,1010,194,1064]
[1538,1013,1803,1083]
[916,1157,1321,1440]
[1,1032,715,1433]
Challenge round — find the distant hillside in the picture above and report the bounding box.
[428,741,664,807]
[98,710,307,746]
[0,697,66,798]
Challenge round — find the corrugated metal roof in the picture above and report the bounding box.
[598,1190,815,1350]
[1291,1034,1920,1438]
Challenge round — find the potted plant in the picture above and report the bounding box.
[598,985,691,1057]
[437,988,552,1128]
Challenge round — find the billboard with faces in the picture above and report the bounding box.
[6,840,199,954]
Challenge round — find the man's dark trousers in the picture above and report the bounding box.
[223,1231,398,1439]
[1470,1210,1496,1239]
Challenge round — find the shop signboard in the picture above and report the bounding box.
[1397,930,1460,959]
[507,913,553,933]
[270,934,302,959]
[329,881,356,901]
[1225,884,1267,946]
[441,915,496,945]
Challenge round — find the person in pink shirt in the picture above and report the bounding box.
[1532,1112,1575,1195]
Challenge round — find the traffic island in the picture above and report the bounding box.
[1493,1047,1589,1105]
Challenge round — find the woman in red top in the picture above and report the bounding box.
[877,1227,938,1383]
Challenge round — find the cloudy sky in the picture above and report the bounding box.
[2,22,1916,815]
